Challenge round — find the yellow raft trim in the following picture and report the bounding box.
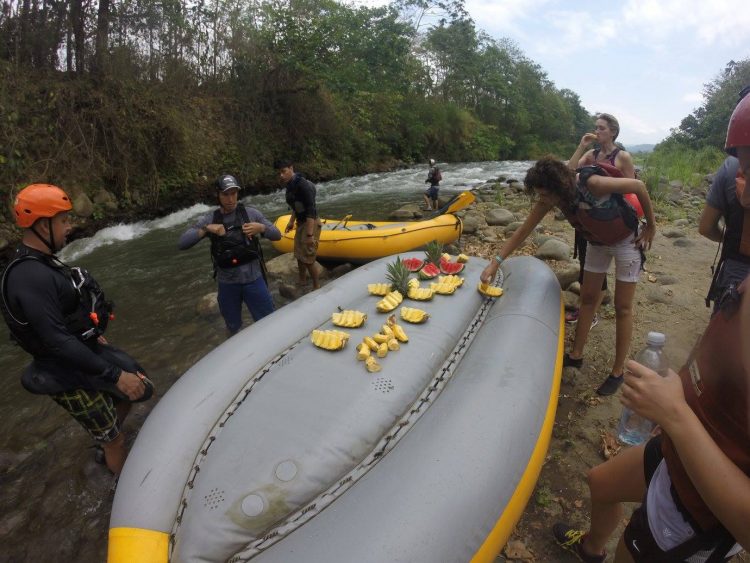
[470,296,565,562]
[107,527,169,563]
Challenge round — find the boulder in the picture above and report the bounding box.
[535,238,570,261]
[556,264,581,289]
[196,292,219,317]
[72,193,94,218]
[661,228,686,239]
[461,214,483,234]
[485,208,515,226]
[93,188,118,211]
[673,238,694,248]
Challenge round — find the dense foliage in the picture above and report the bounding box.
[0,0,591,210]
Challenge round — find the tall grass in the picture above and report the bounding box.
[635,145,726,202]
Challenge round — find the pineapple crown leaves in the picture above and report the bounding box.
[424,240,444,266]
[386,256,412,294]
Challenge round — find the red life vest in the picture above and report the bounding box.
[562,163,640,245]
[661,291,750,531]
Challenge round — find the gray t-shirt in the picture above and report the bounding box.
[178,206,281,284]
[706,156,749,290]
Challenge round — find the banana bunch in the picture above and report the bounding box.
[400,307,429,324]
[311,329,350,351]
[376,290,403,312]
[429,282,457,295]
[367,283,391,296]
[477,283,504,298]
[438,275,464,287]
[331,309,367,328]
[407,286,434,301]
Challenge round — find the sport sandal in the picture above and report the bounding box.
[552,522,606,563]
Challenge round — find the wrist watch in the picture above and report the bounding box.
[494,255,503,265]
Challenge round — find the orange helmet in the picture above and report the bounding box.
[13,184,73,227]
[725,88,750,156]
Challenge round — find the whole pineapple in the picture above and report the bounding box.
[424,240,444,267]
[386,257,412,295]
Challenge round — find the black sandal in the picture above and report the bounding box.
[563,353,583,369]
[596,374,624,396]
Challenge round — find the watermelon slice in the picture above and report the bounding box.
[418,263,441,280]
[439,259,465,275]
[402,258,425,273]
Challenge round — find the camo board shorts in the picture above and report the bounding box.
[293,220,322,265]
[51,388,121,443]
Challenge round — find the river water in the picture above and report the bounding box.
[0,160,531,562]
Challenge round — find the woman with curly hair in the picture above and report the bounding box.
[480,156,656,395]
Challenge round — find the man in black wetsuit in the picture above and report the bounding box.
[0,184,152,476]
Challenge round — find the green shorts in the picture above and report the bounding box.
[50,388,121,443]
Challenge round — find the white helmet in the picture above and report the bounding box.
[429,159,436,166]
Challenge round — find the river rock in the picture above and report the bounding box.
[278,283,303,301]
[556,264,581,289]
[196,292,219,316]
[535,238,570,261]
[389,208,418,220]
[669,179,684,190]
[72,193,94,218]
[329,263,353,278]
[461,214,482,234]
[673,218,690,227]
[93,188,118,210]
[661,228,686,238]
[673,238,694,248]
[485,208,515,226]
[568,281,581,295]
[645,285,673,304]
[563,290,579,309]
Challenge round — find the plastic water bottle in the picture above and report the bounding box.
[617,332,669,446]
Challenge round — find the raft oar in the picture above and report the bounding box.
[430,190,476,218]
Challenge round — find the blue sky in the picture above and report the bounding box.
[464,0,750,146]
[357,0,750,146]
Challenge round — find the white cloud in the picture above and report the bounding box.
[682,92,704,104]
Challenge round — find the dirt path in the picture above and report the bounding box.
[464,207,745,562]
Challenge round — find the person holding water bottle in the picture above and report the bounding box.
[616,332,669,446]
[551,89,750,563]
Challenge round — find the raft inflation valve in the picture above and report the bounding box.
[275,460,298,482]
[241,494,265,517]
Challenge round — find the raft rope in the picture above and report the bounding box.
[169,270,504,561]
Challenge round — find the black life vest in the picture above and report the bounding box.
[0,251,114,356]
[208,206,261,273]
[562,163,639,245]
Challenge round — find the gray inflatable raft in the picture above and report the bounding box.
[108,254,563,563]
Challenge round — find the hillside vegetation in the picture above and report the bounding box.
[0,0,592,214]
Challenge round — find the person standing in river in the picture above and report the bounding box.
[275,159,322,290]
[179,174,280,335]
[423,158,442,211]
[0,184,153,476]
[565,113,637,329]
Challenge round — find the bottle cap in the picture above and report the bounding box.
[646,331,666,346]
